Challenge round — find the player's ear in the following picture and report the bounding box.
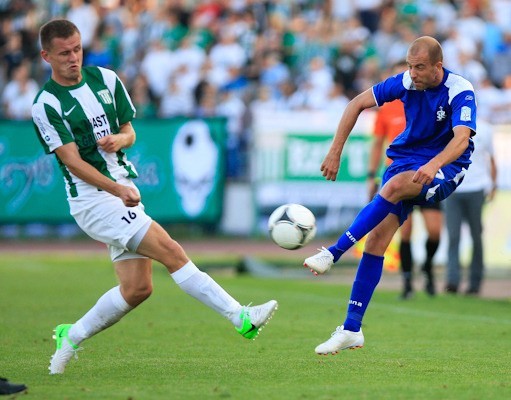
[41,49,49,62]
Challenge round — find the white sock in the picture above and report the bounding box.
[68,286,133,345]
[171,261,242,327]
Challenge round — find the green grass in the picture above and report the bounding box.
[1,253,510,400]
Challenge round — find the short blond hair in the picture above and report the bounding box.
[408,36,443,64]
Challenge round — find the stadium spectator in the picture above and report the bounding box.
[1,60,38,120]
[159,72,195,117]
[66,0,99,54]
[84,36,114,69]
[303,37,476,355]
[259,51,290,99]
[0,0,509,184]
[2,30,25,81]
[216,88,248,177]
[444,119,497,295]
[32,19,278,375]
[140,39,177,102]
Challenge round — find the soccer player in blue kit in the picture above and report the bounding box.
[304,36,476,355]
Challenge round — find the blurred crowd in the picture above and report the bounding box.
[2,0,511,179]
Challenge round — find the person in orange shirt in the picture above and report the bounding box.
[367,61,443,299]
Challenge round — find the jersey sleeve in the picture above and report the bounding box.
[113,75,136,125]
[98,67,136,125]
[32,101,75,154]
[372,72,406,107]
[450,90,477,134]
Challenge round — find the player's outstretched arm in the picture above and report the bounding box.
[322,89,377,181]
[55,142,140,206]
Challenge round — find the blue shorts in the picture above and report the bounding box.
[381,159,468,224]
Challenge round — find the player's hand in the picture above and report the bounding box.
[97,134,124,153]
[320,153,341,181]
[412,162,439,185]
[117,185,141,207]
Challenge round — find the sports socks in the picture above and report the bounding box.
[400,240,413,279]
[171,261,243,328]
[68,285,133,345]
[328,194,396,262]
[423,239,440,273]
[343,252,384,332]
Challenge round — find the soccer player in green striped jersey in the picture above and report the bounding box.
[32,19,278,375]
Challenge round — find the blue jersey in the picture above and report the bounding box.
[372,68,476,166]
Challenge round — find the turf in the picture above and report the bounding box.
[1,253,510,400]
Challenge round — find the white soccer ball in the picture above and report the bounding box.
[268,203,317,250]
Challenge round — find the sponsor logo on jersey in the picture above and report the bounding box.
[436,106,446,121]
[97,89,113,104]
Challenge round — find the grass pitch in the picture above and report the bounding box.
[1,252,510,400]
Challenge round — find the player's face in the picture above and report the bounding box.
[406,49,442,91]
[41,32,83,86]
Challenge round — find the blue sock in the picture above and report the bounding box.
[328,194,396,262]
[343,252,384,332]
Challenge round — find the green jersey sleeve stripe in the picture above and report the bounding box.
[32,99,74,154]
[99,67,136,125]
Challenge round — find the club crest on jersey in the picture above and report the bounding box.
[97,89,113,105]
[436,106,446,121]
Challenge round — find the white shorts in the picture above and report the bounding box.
[69,180,153,262]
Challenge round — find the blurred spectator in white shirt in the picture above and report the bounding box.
[455,2,486,47]
[300,56,334,109]
[140,40,177,101]
[2,62,39,120]
[476,77,504,123]
[457,50,487,90]
[66,0,99,52]
[323,82,350,113]
[371,6,399,69]
[209,29,247,72]
[441,27,477,72]
[159,75,195,118]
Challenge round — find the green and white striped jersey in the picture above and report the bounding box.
[32,66,138,199]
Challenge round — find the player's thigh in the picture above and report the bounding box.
[365,213,400,256]
[136,221,189,272]
[380,171,422,203]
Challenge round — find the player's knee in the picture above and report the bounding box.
[124,283,153,307]
[381,173,418,202]
[364,232,387,256]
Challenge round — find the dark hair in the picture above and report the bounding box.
[39,19,80,51]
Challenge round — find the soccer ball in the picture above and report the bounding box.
[268,203,317,250]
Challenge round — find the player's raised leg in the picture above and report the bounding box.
[315,214,399,355]
[304,194,396,274]
[136,222,278,339]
